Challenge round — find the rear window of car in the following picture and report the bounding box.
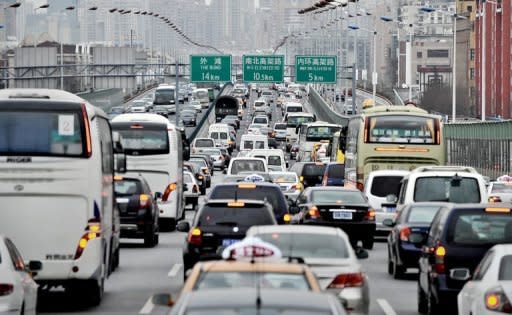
[499,255,512,280]
[274,124,286,130]
[370,176,404,198]
[230,160,266,174]
[195,139,214,147]
[195,272,310,291]
[303,164,326,177]
[198,205,274,227]
[268,156,282,166]
[209,186,286,216]
[327,164,344,178]
[406,205,443,223]
[311,190,366,204]
[447,210,512,245]
[491,183,512,193]
[257,232,349,259]
[414,177,481,203]
[114,179,142,196]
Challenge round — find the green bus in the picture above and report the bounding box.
[342,105,445,191]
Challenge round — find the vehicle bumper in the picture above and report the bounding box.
[434,275,461,307]
[158,192,178,219]
[120,221,146,238]
[0,298,21,315]
[397,243,422,268]
[329,286,369,315]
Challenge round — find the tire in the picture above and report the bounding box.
[418,283,428,314]
[70,279,103,307]
[392,258,405,279]
[362,239,374,250]
[144,223,156,248]
[427,288,439,315]
[387,249,393,275]
[112,247,120,270]
[153,232,159,246]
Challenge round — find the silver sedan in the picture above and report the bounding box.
[246,225,370,315]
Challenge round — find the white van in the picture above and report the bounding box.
[364,170,410,234]
[396,166,488,210]
[284,112,315,146]
[0,88,120,305]
[193,88,210,108]
[111,113,185,231]
[208,123,231,148]
[226,157,268,175]
[283,102,304,116]
[239,134,268,151]
[247,149,287,172]
[191,137,215,154]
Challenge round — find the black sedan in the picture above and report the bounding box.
[292,186,376,249]
[385,202,446,279]
[114,174,159,247]
[181,109,197,127]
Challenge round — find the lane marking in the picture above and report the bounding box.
[167,263,183,277]
[377,298,397,315]
[139,296,154,314]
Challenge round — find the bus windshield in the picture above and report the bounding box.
[306,126,340,142]
[287,116,314,127]
[154,89,175,104]
[114,126,169,155]
[367,115,438,144]
[0,110,86,157]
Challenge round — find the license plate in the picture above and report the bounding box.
[332,211,353,220]
[382,206,396,213]
[222,239,240,247]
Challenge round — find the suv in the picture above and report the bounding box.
[178,200,277,274]
[396,166,488,210]
[289,162,327,189]
[417,204,512,314]
[191,138,215,154]
[208,182,290,224]
[114,174,159,247]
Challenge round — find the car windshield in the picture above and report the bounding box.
[326,164,344,178]
[447,210,512,245]
[274,124,286,130]
[195,272,310,291]
[256,232,349,259]
[198,205,274,227]
[302,164,326,177]
[195,139,214,147]
[414,177,480,203]
[287,116,314,127]
[210,186,286,216]
[491,183,512,193]
[311,190,366,204]
[270,173,297,183]
[230,160,266,174]
[406,205,443,223]
[114,179,142,196]
[499,255,512,280]
[254,117,267,124]
[370,176,404,198]
[286,106,303,113]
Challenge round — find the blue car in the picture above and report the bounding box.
[322,163,345,186]
[385,202,447,279]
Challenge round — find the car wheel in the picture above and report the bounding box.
[387,249,393,275]
[392,258,405,279]
[144,223,156,248]
[362,238,374,250]
[418,283,428,314]
[427,288,439,315]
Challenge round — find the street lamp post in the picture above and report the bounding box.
[59,6,75,91]
[348,25,377,106]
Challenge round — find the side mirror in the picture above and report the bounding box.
[152,293,174,307]
[355,247,369,259]
[450,268,471,281]
[114,153,127,173]
[28,260,42,271]
[176,221,190,232]
[382,218,395,227]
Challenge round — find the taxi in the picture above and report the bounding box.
[181,237,321,295]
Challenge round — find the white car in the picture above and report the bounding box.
[0,236,40,315]
[189,100,202,113]
[269,171,302,200]
[487,181,512,203]
[183,171,200,210]
[458,244,512,315]
[247,225,370,315]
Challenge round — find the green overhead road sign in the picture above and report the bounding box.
[243,55,284,83]
[295,55,337,83]
[190,55,231,82]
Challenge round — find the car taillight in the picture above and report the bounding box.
[308,206,320,219]
[327,272,364,289]
[74,219,102,260]
[400,227,412,242]
[139,194,151,208]
[356,182,364,191]
[188,227,202,246]
[434,245,446,273]
[162,182,178,201]
[485,286,512,313]
[365,209,376,221]
[489,196,502,203]
[0,284,14,296]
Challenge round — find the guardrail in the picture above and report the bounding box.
[308,87,349,126]
[187,83,233,141]
[355,87,393,106]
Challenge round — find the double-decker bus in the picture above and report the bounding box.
[342,105,445,190]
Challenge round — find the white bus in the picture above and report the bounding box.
[192,88,210,108]
[0,89,120,306]
[297,121,342,162]
[111,113,185,230]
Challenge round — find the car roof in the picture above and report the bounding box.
[197,260,309,273]
[368,170,410,177]
[215,182,280,189]
[111,113,176,128]
[205,199,268,207]
[304,186,361,193]
[177,288,338,311]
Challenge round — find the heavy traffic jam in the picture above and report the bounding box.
[0,81,511,315]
